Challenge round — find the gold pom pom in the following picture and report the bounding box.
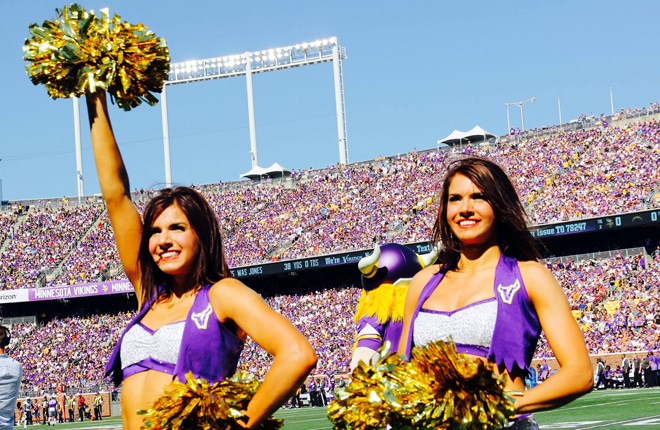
[328,341,515,429]
[328,342,428,429]
[138,372,283,429]
[23,3,170,111]
[405,341,515,429]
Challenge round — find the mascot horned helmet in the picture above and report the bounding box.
[358,243,439,291]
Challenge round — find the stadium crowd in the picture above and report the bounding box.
[1,117,659,290]
[0,112,658,396]
[4,250,657,397]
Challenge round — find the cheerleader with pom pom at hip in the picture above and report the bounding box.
[86,92,317,429]
[398,157,592,429]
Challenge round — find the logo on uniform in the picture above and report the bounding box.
[191,303,213,330]
[497,279,521,304]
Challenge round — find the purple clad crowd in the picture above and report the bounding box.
[5,250,658,396]
[0,108,658,395]
[0,203,104,290]
[1,115,660,289]
[9,313,133,396]
[237,285,361,380]
[537,251,659,357]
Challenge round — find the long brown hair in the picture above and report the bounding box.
[432,157,542,269]
[138,186,231,305]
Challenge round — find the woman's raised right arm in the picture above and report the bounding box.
[86,92,143,294]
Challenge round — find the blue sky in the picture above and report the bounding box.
[1,1,659,201]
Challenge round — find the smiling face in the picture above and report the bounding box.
[148,203,200,281]
[446,173,497,247]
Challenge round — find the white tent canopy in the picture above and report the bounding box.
[437,125,496,146]
[264,162,291,178]
[240,162,291,181]
[240,165,269,180]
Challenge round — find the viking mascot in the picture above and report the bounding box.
[350,243,438,370]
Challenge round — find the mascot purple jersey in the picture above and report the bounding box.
[351,243,437,369]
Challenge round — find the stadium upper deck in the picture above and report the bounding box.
[1,109,659,290]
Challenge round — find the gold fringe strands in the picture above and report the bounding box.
[138,372,283,430]
[328,341,515,429]
[405,341,515,429]
[23,3,170,111]
[328,342,427,430]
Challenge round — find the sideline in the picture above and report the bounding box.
[575,414,660,429]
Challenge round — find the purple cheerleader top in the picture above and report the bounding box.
[405,254,541,374]
[105,283,244,386]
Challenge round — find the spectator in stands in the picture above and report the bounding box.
[86,92,317,429]
[399,157,593,429]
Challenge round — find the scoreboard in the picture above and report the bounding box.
[231,209,660,278]
[529,208,660,238]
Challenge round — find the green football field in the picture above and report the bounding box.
[23,387,660,429]
[278,387,660,429]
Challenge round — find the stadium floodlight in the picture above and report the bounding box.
[161,37,349,187]
[505,97,536,132]
[69,37,348,198]
[166,37,339,84]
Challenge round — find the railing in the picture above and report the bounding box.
[2,316,37,325]
[544,247,647,264]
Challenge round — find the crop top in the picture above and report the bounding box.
[404,254,541,374]
[120,321,185,379]
[106,283,244,386]
[413,298,497,357]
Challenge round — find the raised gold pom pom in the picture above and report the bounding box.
[23,3,170,111]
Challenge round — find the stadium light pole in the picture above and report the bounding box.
[245,61,258,167]
[558,96,563,125]
[161,37,348,187]
[505,97,536,131]
[72,96,84,203]
[160,88,173,187]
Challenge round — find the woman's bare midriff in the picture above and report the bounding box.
[121,370,177,429]
[468,353,526,394]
